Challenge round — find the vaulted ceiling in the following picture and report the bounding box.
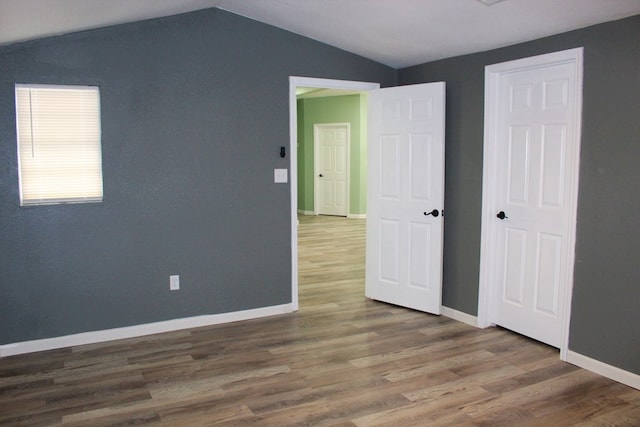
[1,0,639,68]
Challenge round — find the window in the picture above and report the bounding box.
[15,84,103,206]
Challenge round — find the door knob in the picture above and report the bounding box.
[497,211,508,220]
[424,209,439,217]
[319,174,323,177]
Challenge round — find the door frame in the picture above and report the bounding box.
[289,77,380,311]
[314,123,351,216]
[477,48,584,360]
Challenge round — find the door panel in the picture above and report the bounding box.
[380,219,400,283]
[410,134,433,201]
[535,232,562,315]
[503,227,527,306]
[409,222,432,290]
[541,125,566,207]
[507,126,530,205]
[380,136,401,199]
[366,82,445,314]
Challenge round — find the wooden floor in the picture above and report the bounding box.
[1,215,639,426]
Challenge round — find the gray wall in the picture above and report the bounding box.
[0,8,396,344]
[399,15,640,374]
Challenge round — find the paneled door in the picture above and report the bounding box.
[479,49,583,349]
[366,82,445,314]
[315,123,349,216]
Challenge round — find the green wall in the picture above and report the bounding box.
[296,95,367,216]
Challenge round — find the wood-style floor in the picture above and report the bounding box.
[1,215,639,426]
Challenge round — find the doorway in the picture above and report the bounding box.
[289,77,380,311]
[478,48,583,359]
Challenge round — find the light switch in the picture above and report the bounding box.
[274,168,288,183]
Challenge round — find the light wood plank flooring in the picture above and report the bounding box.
[1,214,639,426]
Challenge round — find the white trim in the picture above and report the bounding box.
[289,77,380,312]
[441,306,478,327]
[297,209,315,215]
[566,350,640,391]
[314,123,351,217]
[477,48,583,358]
[0,304,292,358]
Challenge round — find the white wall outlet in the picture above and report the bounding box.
[169,274,180,291]
[274,168,288,183]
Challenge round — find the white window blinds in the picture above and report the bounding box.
[15,84,103,206]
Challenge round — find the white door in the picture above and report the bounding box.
[479,49,583,350]
[365,82,446,314]
[314,123,349,216]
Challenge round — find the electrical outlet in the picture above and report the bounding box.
[170,275,180,291]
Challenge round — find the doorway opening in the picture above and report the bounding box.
[289,77,379,311]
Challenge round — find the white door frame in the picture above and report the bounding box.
[289,77,380,311]
[477,48,584,360]
[314,123,351,216]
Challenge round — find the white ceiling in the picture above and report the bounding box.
[1,0,639,68]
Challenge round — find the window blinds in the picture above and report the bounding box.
[15,84,103,205]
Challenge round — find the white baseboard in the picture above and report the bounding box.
[297,210,314,215]
[0,304,293,358]
[566,350,640,391]
[440,306,478,327]
[347,214,366,219]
